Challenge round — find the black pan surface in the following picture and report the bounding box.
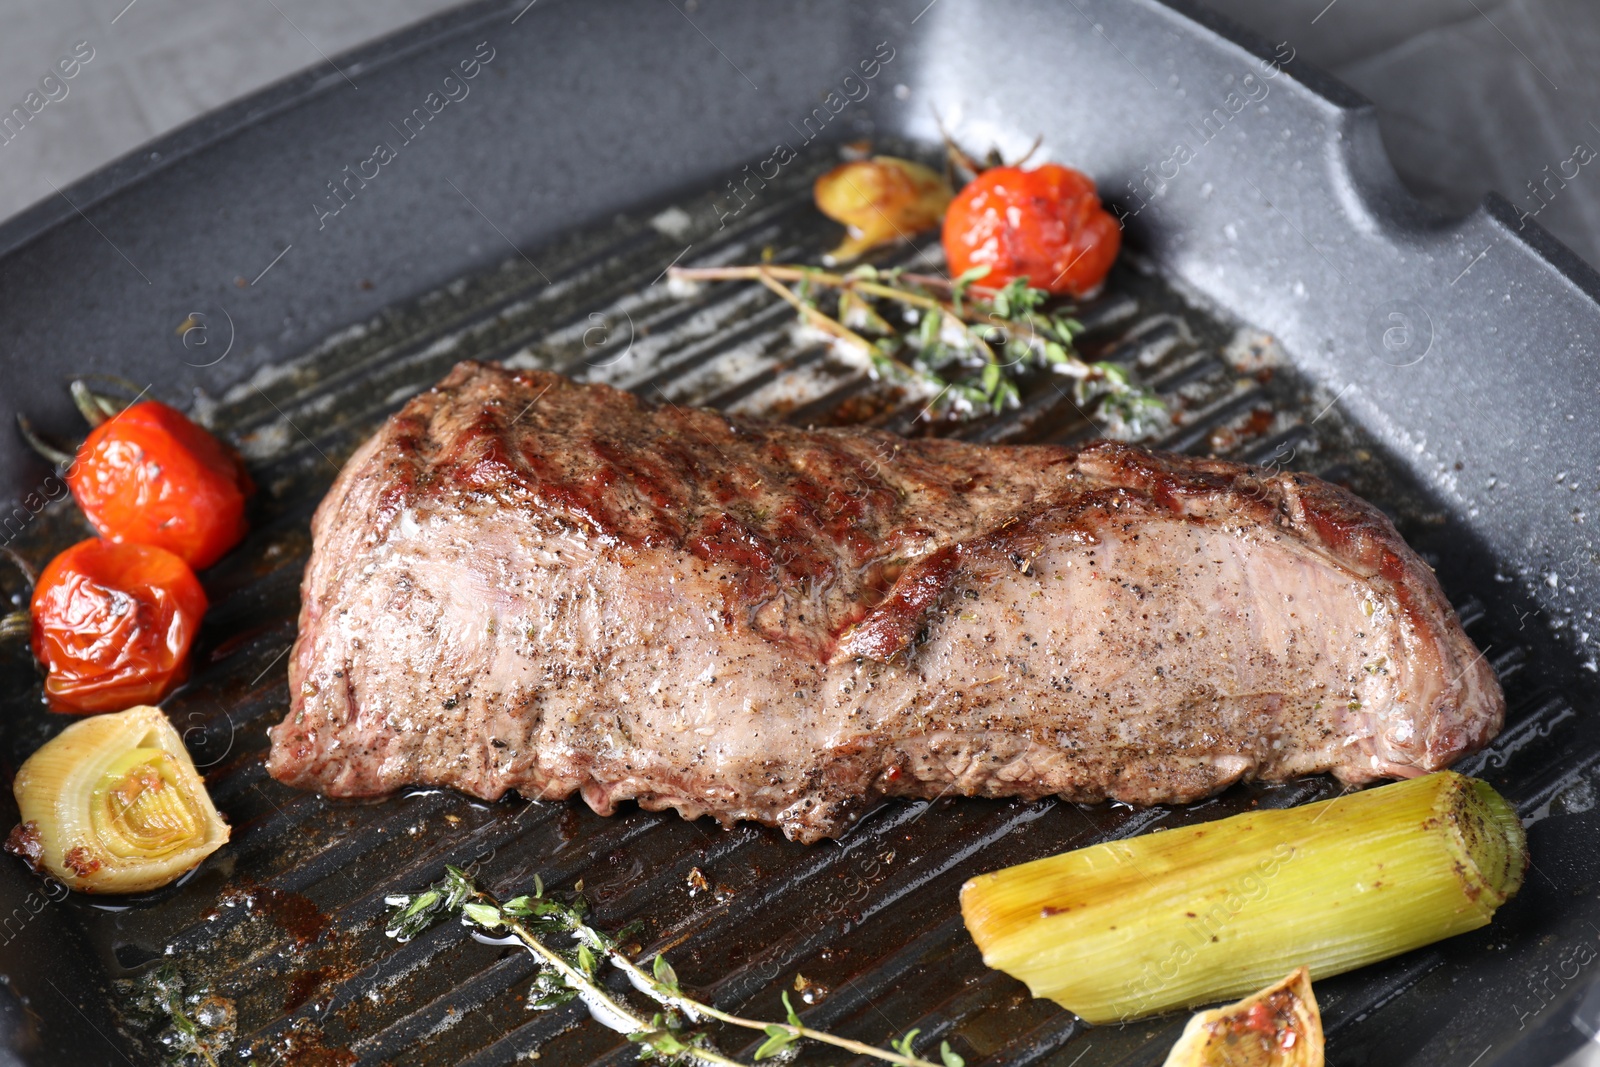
[0,3,1596,1065]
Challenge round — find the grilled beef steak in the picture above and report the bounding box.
[267,361,1503,842]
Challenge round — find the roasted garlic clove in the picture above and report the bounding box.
[814,156,953,262]
[6,705,229,893]
[1162,968,1324,1067]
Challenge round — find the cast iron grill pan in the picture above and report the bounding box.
[0,148,1591,1067]
[0,2,1597,1065]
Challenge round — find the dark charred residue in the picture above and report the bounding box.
[63,846,101,878]
[208,623,277,663]
[222,878,331,945]
[254,1018,356,1067]
[282,967,331,1013]
[3,821,42,871]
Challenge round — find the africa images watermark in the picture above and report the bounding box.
[1114,40,1297,227]
[711,40,897,229]
[1508,921,1600,1031]
[312,41,497,230]
[1446,118,1600,290]
[1512,136,1598,231]
[2,455,79,548]
[1117,839,1295,1020]
[0,873,70,946]
[0,40,96,147]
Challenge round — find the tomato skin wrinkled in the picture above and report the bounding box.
[67,400,251,571]
[942,163,1122,298]
[30,539,208,714]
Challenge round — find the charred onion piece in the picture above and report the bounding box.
[1162,968,1324,1067]
[6,705,229,893]
[814,156,953,262]
[960,772,1526,1023]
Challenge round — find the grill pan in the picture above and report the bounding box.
[1,2,1597,1064]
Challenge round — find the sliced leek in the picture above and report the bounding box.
[1163,968,1323,1067]
[7,706,229,893]
[960,772,1526,1024]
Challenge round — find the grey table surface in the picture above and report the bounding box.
[2,0,1599,267]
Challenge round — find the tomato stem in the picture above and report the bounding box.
[0,546,36,589]
[13,414,76,469]
[67,374,148,428]
[69,380,119,427]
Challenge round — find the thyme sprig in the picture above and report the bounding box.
[670,263,1165,436]
[387,866,964,1067]
[115,962,231,1067]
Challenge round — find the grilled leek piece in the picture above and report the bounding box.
[6,706,229,893]
[1162,968,1323,1067]
[960,772,1526,1024]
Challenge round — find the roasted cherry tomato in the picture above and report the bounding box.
[942,163,1121,298]
[30,539,208,714]
[67,400,252,570]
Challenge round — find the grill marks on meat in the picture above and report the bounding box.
[267,361,1503,842]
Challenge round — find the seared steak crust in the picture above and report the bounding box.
[267,361,1503,842]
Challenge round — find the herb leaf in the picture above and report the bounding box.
[949,265,991,315]
[388,868,949,1067]
[754,1025,797,1060]
[653,953,681,994]
[891,1029,922,1058]
[669,263,1164,435]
